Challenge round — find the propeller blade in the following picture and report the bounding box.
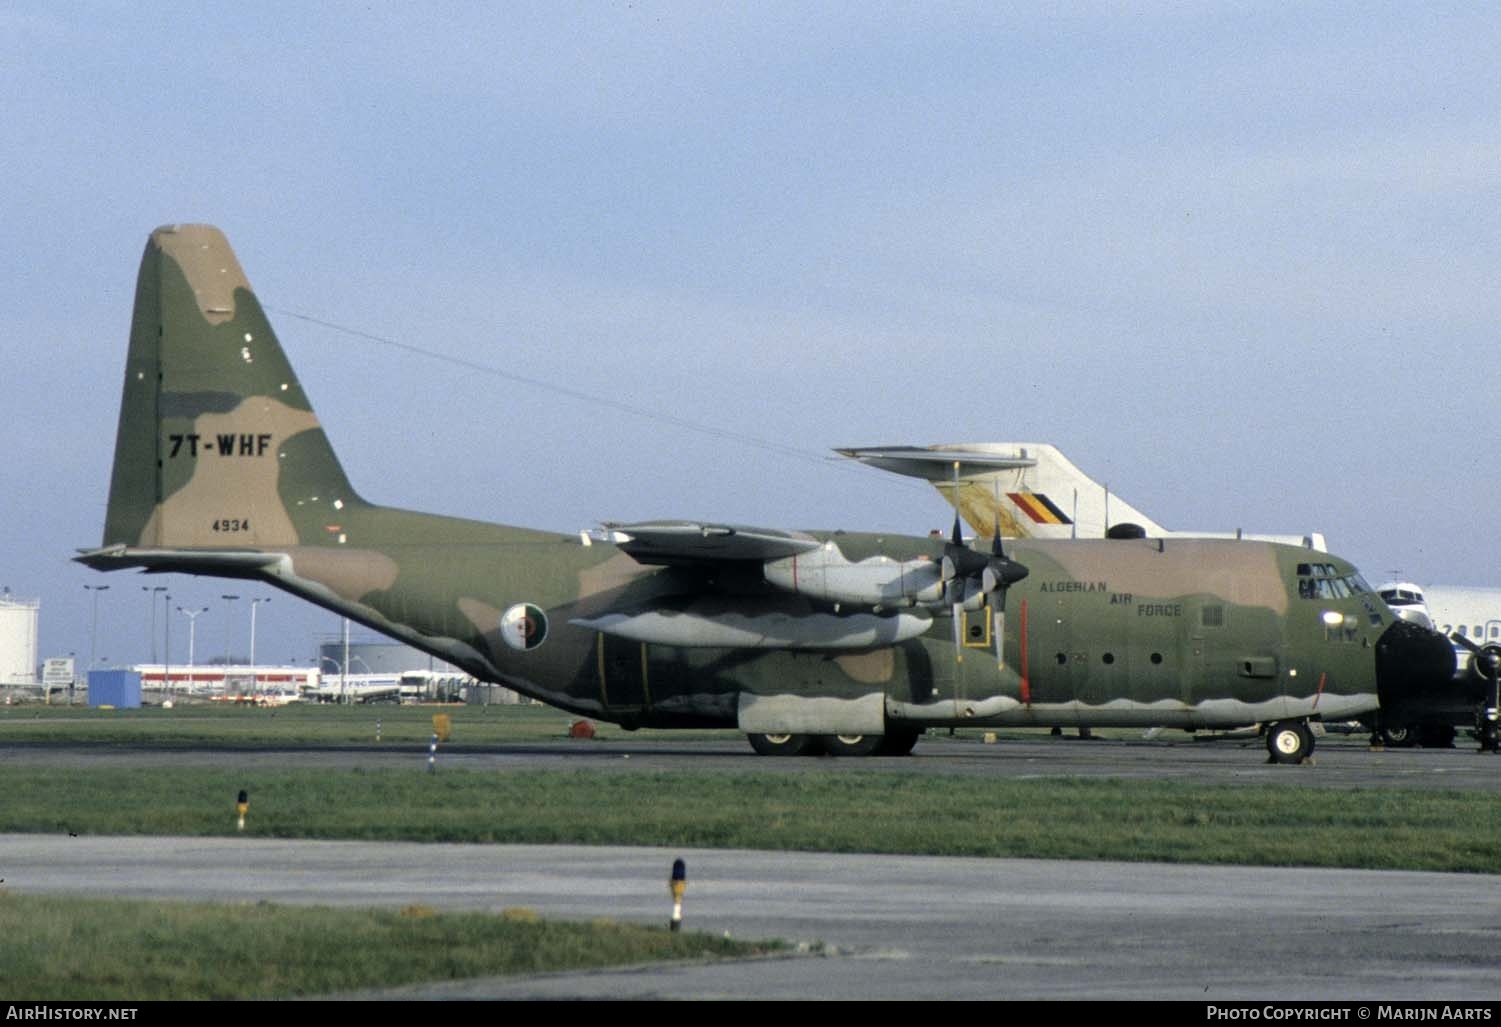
[1453,634,1501,698]
[1453,632,1483,655]
[993,605,1005,671]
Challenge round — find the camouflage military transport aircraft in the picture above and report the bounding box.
[78,225,1456,761]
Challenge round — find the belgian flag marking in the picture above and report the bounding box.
[1007,492,1072,525]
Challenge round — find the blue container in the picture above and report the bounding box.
[88,669,142,709]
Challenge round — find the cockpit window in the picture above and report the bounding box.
[1296,563,1368,601]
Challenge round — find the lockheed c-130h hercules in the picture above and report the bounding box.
[78,225,1456,762]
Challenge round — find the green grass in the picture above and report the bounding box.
[0,701,740,745]
[4,706,1495,996]
[4,703,1499,873]
[0,893,777,999]
[6,766,1501,872]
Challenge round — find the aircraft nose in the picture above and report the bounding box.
[1374,618,1457,709]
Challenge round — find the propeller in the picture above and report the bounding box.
[1452,632,1501,750]
[984,511,1029,669]
[938,462,1029,666]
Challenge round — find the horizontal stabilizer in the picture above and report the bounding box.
[835,445,1037,482]
[75,545,286,577]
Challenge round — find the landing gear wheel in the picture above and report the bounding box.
[1477,718,1500,754]
[746,733,823,757]
[821,733,885,757]
[1379,723,1415,748]
[1266,720,1314,764]
[877,727,923,756]
[1417,723,1456,749]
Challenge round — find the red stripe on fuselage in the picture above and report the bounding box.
[1020,598,1030,705]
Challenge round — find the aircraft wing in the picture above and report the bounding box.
[603,521,824,566]
[579,521,946,649]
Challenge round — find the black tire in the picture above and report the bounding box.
[877,727,923,756]
[1266,720,1313,764]
[1477,719,1501,754]
[821,733,885,757]
[1380,723,1415,748]
[746,732,823,757]
[1416,723,1456,749]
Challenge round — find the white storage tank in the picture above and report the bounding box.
[0,596,39,685]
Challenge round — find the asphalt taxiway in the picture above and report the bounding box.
[4,833,1499,1000]
[6,731,1501,792]
[6,734,1501,999]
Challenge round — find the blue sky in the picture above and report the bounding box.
[5,2,1500,668]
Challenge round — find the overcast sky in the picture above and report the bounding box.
[5,2,1500,669]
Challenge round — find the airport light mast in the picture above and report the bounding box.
[83,584,109,670]
[162,593,171,697]
[249,597,271,669]
[141,585,166,664]
[178,606,207,695]
[220,595,240,673]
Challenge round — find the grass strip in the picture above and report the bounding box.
[0,893,774,1000]
[5,767,1499,872]
[0,702,710,746]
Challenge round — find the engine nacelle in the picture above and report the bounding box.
[764,542,945,608]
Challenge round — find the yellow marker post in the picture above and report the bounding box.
[236,789,248,832]
[669,858,686,932]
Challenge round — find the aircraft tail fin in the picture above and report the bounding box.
[836,443,1164,539]
[97,224,362,554]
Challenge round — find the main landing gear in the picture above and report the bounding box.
[1477,715,1501,754]
[1265,720,1314,764]
[745,727,923,757]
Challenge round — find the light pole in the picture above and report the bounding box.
[142,585,166,664]
[83,584,110,671]
[162,593,172,697]
[221,595,240,671]
[249,597,271,698]
[179,606,207,694]
[249,597,271,669]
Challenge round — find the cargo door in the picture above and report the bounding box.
[596,634,650,715]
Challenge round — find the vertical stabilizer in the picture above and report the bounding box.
[835,443,1165,539]
[101,224,361,551]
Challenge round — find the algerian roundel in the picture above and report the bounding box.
[500,603,548,650]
